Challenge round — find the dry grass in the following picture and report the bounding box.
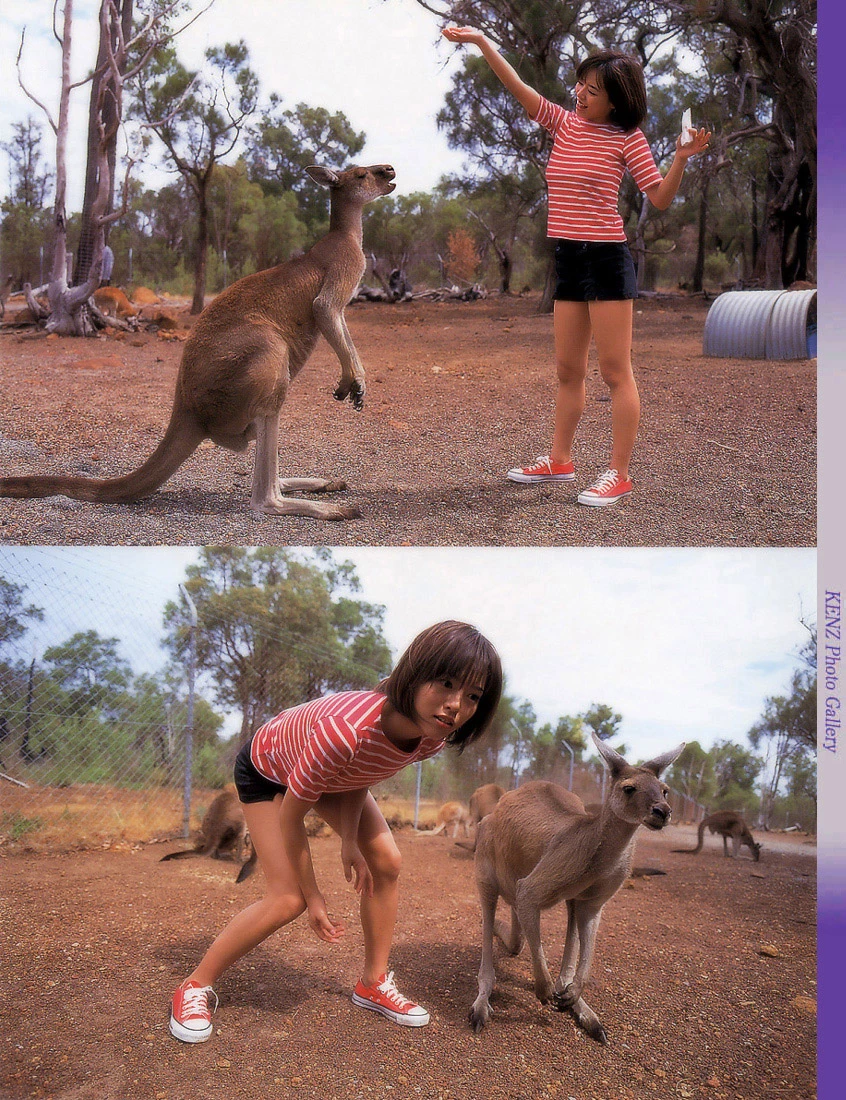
[0,781,444,852]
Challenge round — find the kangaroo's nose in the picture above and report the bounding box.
[379,165,396,180]
[651,805,670,824]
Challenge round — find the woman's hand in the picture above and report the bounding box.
[442,25,487,48]
[676,127,712,161]
[341,837,374,897]
[307,894,345,943]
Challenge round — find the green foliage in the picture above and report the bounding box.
[245,96,366,237]
[0,813,44,841]
[163,548,393,742]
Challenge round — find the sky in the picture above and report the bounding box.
[0,0,468,209]
[0,544,816,762]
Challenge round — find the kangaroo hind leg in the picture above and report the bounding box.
[251,414,360,520]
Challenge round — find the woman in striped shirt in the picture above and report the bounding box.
[443,27,711,506]
[169,620,502,1042]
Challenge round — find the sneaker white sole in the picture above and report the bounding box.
[577,489,631,506]
[351,992,430,1027]
[169,1016,213,1043]
[507,471,575,484]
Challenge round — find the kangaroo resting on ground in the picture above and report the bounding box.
[672,810,762,861]
[0,164,396,520]
[469,733,685,1041]
[160,787,256,883]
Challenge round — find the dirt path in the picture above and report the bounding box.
[0,296,815,547]
[1,826,815,1100]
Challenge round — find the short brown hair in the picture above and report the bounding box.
[576,49,648,132]
[381,621,503,751]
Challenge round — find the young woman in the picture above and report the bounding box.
[168,620,503,1042]
[443,27,711,506]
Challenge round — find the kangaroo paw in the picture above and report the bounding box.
[551,983,580,1011]
[349,381,365,410]
[468,1002,493,1033]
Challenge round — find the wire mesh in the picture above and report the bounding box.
[0,547,205,849]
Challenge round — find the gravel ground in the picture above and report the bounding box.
[0,295,815,547]
[0,823,816,1100]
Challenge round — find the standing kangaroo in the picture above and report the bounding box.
[469,733,685,1042]
[160,787,256,883]
[0,164,396,520]
[672,810,762,861]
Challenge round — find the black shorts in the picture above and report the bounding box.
[233,738,287,804]
[553,239,638,301]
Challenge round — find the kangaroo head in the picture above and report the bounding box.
[592,732,686,831]
[306,163,396,204]
[751,840,762,861]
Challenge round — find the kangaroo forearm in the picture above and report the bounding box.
[475,38,541,118]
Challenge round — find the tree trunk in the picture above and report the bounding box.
[192,183,210,314]
[538,248,556,314]
[74,0,133,285]
[691,178,710,293]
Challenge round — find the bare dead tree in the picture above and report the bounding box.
[16,0,213,335]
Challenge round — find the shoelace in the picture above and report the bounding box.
[531,456,553,472]
[589,469,621,492]
[376,972,413,1009]
[181,985,218,1019]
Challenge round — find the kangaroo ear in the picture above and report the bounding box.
[306,165,341,187]
[592,731,628,774]
[642,742,686,777]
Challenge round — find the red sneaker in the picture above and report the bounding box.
[169,980,218,1043]
[507,456,575,483]
[577,469,633,506]
[351,971,430,1027]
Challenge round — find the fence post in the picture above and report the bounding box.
[179,584,198,840]
[559,739,575,790]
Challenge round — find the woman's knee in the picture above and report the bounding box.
[555,357,588,386]
[365,835,402,883]
[598,358,635,390]
[264,891,308,928]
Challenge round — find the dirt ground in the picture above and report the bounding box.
[0,295,815,547]
[0,823,816,1100]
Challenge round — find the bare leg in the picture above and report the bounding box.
[185,796,306,988]
[549,301,593,465]
[315,792,400,984]
[588,299,637,479]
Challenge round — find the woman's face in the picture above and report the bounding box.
[412,676,484,739]
[574,71,614,124]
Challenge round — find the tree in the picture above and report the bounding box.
[133,39,259,312]
[14,0,195,333]
[163,548,393,743]
[42,629,131,716]
[0,575,44,654]
[641,0,816,286]
[0,120,55,288]
[245,97,366,237]
[748,624,817,828]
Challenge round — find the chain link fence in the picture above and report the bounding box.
[0,547,210,851]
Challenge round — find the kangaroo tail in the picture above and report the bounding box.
[159,848,200,862]
[0,401,205,504]
[235,846,258,884]
[672,818,707,854]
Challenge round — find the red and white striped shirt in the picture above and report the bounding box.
[534,96,663,242]
[250,690,446,803]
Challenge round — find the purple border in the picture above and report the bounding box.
[819,4,843,1099]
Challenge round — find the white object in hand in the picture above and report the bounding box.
[680,108,693,146]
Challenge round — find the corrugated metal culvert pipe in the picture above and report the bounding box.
[703,289,817,360]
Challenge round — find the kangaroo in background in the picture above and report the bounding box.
[469,733,685,1042]
[431,800,472,838]
[672,810,762,861]
[0,164,396,520]
[160,787,256,883]
[455,783,506,852]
